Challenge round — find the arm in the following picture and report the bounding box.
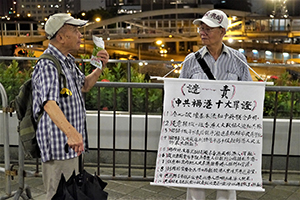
[239,54,253,81]
[82,49,109,92]
[179,52,197,79]
[43,100,84,155]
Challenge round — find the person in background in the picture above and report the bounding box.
[32,13,109,200]
[179,9,252,200]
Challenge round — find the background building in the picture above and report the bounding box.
[1,0,300,21]
[105,0,251,15]
[66,0,81,14]
[16,0,65,21]
[80,0,105,12]
[252,0,300,16]
[0,0,12,16]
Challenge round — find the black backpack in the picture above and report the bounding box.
[11,53,67,158]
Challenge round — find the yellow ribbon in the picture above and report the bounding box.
[60,88,72,96]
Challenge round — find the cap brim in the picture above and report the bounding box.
[193,19,220,28]
[65,18,88,26]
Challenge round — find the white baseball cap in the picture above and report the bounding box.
[45,13,88,39]
[193,9,229,30]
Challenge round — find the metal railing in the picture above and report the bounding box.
[0,57,300,186]
[264,86,300,185]
[91,82,164,180]
[0,82,33,200]
[2,18,300,41]
[87,83,300,183]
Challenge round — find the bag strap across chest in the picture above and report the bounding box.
[194,51,216,80]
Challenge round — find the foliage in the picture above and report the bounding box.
[0,60,32,104]
[1,56,163,113]
[3,56,298,117]
[78,55,163,113]
[263,72,300,118]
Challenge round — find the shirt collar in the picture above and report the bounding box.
[201,43,231,58]
[47,44,76,64]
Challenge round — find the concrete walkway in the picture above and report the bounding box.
[1,164,300,200]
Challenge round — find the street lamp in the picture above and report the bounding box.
[156,40,163,45]
[95,17,101,22]
[228,38,234,43]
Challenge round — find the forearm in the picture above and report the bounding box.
[82,49,109,92]
[44,100,84,155]
[81,68,102,92]
[43,100,77,138]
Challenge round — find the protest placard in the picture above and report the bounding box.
[151,78,266,192]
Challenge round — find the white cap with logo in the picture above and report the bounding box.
[45,13,88,40]
[193,9,229,30]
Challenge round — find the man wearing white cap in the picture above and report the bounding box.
[32,13,109,199]
[179,9,252,200]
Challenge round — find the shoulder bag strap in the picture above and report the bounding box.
[35,53,68,122]
[38,53,67,89]
[194,52,216,80]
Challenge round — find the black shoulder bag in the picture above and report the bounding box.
[194,52,216,80]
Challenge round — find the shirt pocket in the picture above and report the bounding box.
[226,72,238,80]
[190,72,209,80]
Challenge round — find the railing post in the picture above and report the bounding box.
[30,23,33,36]
[127,60,131,112]
[17,23,20,36]
[0,83,11,196]
[4,23,7,36]
[0,22,3,46]
[269,91,278,182]
[128,87,132,177]
[113,87,117,177]
[284,92,294,182]
[97,87,101,176]
[143,88,149,178]
[127,60,131,82]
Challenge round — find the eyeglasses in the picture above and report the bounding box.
[197,27,222,34]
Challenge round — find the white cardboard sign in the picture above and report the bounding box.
[151,78,266,192]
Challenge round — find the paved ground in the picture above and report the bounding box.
[1,164,300,200]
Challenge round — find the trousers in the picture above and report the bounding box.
[42,157,79,200]
[186,188,236,200]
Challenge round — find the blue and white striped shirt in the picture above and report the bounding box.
[32,44,87,162]
[179,44,252,81]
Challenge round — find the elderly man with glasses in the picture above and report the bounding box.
[179,9,252,200]
[32,13,109,199]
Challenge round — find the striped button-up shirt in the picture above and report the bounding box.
[179,44,252,81]
[32,44,87,162]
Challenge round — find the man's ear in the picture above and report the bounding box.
[55,32,65,44]
[221,28,226,36]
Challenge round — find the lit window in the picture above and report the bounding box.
[265,51,272,56]
[283,52,289,57]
